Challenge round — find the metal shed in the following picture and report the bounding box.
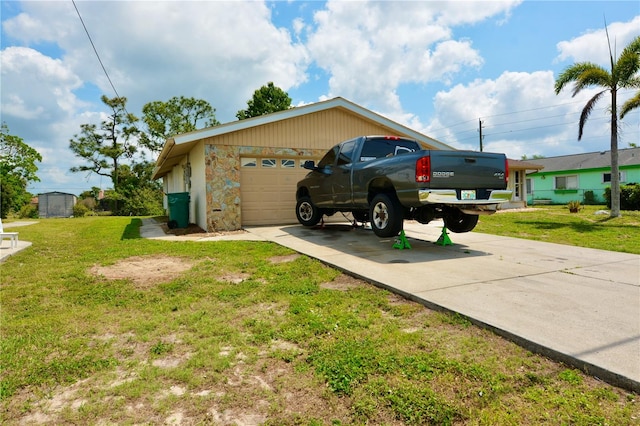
[38,192,77,218]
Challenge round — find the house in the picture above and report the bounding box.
[38,192,77,218]
[505,159,544,208]
[526,147,640,205]
[152,97,523,232]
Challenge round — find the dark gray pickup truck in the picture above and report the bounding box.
[295,135,512,237]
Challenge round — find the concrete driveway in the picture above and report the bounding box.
[245,220,640,392]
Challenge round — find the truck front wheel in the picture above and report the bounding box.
[296,196,323,227]
[444,209,479,233]
[370,193,403,238]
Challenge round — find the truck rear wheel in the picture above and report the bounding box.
[444,209,479,233]
[296,196,323,227]
[370,193,403,238]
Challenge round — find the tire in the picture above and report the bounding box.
[296,196,323,227]
[369,193,403,238]
[443,209,479,233]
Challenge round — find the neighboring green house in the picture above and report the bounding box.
[526,147,640,205]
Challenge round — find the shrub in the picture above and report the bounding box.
[567,200,581,213]
[605,184,640,210]
[583,190,598,205]
[18,204,38,219]
[73,203,90,218]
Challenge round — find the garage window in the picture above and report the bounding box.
[241,158,257,167]
[281,159,295,168]
[262,159,277,168]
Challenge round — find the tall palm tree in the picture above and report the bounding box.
[554,34,640,218]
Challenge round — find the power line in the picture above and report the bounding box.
[429,89,638,143]
[72,0,122,100]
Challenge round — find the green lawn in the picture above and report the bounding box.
[476,205,640,254]
[0,215,638,424]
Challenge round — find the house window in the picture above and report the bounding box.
[603,171,626,183]
[281,159,295,168]
[241,158,257,167]
[526,178,533,195]
[555,175,578,190]
[261,159,277,168]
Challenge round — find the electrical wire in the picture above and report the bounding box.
[72,0,122,100]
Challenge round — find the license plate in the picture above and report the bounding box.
[461,190,476,200]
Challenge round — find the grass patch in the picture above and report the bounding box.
[476,205,640,254]
[1,216,638,424]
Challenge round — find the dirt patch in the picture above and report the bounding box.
[219,272,252,284]
[320,273,367,291]
[268,254,300,264]
[90,255,195,289]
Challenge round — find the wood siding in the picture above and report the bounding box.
[202,108,402,151]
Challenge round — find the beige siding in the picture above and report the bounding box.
[203,108,402,150]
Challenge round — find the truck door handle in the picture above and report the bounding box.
[465,158,476,163]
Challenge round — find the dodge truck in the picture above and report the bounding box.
[295,135,512,238]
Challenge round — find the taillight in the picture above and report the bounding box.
[416,156,430,182]
[504,158,509,184]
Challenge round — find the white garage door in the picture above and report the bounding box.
[240,157,315,226]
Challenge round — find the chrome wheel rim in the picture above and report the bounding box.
[372,201,388,229]
[299,202,313,221]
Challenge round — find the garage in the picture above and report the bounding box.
[152,97,452,232]
[240,156,316,225]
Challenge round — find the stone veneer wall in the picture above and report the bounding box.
[204,144,327,232]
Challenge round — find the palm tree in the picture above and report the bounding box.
[554,34,640,218]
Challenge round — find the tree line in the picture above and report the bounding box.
[0,83,291,219]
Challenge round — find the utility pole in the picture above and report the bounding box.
[478,118,484,152]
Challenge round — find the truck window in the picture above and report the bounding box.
[337,141,357,166]
[317,146,339,168]
[359,138,418,162]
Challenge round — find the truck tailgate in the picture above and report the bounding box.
[427,150,507,190]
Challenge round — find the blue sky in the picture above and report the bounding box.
[1,0,639,195]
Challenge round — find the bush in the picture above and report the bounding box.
[583,190,598,205]
[18,204,38,219]
[73,203,91,218]
[604,184,640,210]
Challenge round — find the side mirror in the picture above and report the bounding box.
[303,160,316,170]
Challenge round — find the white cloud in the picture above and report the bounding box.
[3,1,310,122]
[305,0,515,114]
[555,16,640,65]
[1,46,83,120]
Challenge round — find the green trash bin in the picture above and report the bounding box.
[167,192,190,229]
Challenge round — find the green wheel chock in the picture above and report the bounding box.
[393,230,412,250]
[435,226,453,246]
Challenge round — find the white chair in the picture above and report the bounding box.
[0,218,19,249]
